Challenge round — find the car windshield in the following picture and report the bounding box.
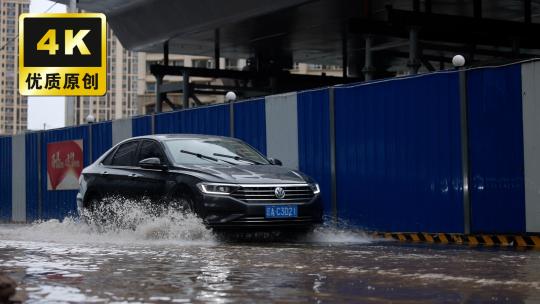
[164,138,269,165]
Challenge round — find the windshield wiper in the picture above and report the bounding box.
[180,150,236,165]
[213,153,265,165]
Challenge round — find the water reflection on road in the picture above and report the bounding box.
[0,216,539,303]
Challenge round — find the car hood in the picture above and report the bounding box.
[177,164,310,184]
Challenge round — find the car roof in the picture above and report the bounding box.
[127,134,237,142]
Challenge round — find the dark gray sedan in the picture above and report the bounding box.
[77,134,323,230]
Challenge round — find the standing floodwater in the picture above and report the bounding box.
[0,204,539,303]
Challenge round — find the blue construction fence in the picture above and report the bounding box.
[1,60,539,235]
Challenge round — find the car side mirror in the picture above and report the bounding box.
[268,158,283,166]
[139,157,167,170]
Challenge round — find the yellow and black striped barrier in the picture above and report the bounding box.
[372,232,540,248]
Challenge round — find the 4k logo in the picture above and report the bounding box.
[19,13,106,96]
[37,29,92,55]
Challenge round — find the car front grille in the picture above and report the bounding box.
[231,185,315,202]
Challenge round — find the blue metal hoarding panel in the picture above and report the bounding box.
[91,121,113,162]
[132,115,153,136]
[25,132,40,222]
[155,104,230,136]
[334,73,464,233]
[234,99,267,155]
[467,65,525,233]
[41,126,90,220]
[297,89,332,214]
[0,137,12,221]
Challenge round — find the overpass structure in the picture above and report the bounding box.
[57,0,540,110]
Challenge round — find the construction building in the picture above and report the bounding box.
[0,0,29,134]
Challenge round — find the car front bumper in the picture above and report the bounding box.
[199,193,324,230]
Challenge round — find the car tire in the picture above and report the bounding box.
[81,196,101,225]
[171,195,193,214]
[83,195,117,229]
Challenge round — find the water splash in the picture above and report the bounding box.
[303,217,373,244]
[304,225,373,244]
[0,199,372,246]
[1,198,215,246]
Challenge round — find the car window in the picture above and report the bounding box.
[164,138,269,165]
[110,141,139,166]
[101,148,116,165]
[138,140,165,164]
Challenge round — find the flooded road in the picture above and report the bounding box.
[1,207,540,303]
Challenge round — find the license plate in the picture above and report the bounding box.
[265,205,298,218]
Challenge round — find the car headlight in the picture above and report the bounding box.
[310,183,320,194]
[197,183,238,195]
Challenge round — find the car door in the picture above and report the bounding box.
[131,139,170,202]
[88,145,118,199]
[102,140,141,200]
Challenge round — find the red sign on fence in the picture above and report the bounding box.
[47,139,83,190]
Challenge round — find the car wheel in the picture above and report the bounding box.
[168,193,194,215]
[83,195,118,229]
[81,196,101,224]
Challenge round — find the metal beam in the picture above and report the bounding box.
[362,40,409,52]
[159,81,271,94]
[189,90,262,96]
[163,97,177,110]
[342,24,348,79]
[384,50,453,63]
[362,35,375,81]
[513,38,520,57]
[420,57,435,72]
[155,76,163,113]
[150,65,352,84]
[163,40,169,66]
[407,27,420,74]
[191,93,203,106]
[214,29,220,70]
[158,82,181,94]
[152,64,254,79]
[182,71,190,108]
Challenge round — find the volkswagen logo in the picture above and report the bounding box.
[274,187,286,199]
